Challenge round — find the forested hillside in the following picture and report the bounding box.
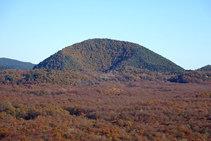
[169,70,211,83]
[198,65,211,72]
[0,66,11,70]
[0,69,90,86]
[34,39,184,73]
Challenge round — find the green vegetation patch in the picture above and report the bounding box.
[33,39,184,73]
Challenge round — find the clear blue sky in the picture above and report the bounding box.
[0,0,210,70]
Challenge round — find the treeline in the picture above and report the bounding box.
[1,68,210,87]
[0,69,90,86]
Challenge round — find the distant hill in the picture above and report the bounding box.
[198,65,211,72]
[33,39,184,73]
[169,70,211,83]
[0,58,35,70]
[0,66,11,70]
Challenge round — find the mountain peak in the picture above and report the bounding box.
[33,38,184,73]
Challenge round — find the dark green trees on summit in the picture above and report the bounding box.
[33,39,184,73]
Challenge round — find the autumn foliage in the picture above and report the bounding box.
[0,69,211,140]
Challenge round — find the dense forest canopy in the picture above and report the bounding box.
[0,68,211,140]
[33,39,184,73]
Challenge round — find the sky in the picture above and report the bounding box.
[0,0,210,70]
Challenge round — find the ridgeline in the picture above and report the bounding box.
[0,58,35,70]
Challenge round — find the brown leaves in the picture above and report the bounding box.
[0,73,211,140]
